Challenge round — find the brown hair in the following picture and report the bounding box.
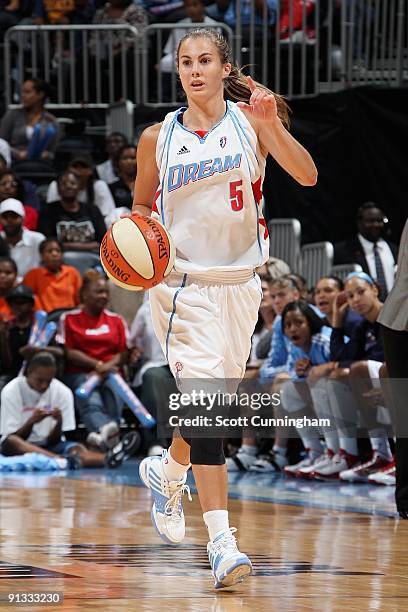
[79,269,105,302]
[176,28,290,128]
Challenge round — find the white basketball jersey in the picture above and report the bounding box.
[154,101,269,277]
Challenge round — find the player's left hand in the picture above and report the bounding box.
[237,76,278,124]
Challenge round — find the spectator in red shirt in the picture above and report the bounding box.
[57,270,130,451]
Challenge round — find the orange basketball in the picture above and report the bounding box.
[99,215,175,291]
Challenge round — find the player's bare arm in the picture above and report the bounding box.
[132,123,162,217]
[238,76,318,187]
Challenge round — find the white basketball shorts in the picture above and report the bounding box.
[149,271,262,388]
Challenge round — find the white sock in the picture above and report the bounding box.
[162,448,190,482]
[339,437,358,456]
[370,437,393,460]
[300,435,323,455]
[273,444,287,456]
[323,433,340,454]
[203,509,229,541]
[240,444,257,456]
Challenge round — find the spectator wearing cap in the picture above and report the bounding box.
[0,285,42,391]
[0,79,59,162]
[0,198,45,280]
[96,132,128,185]
[46,155,115,223]
[38,171,106,253]
[23,238,82,313]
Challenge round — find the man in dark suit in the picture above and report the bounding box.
[334,202,398,300]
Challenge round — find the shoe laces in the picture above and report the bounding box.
[164,483,192,521]
[211,527,238,554]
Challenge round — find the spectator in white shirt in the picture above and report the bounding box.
[96,132,128,185]
[334,202,398,300]
[46,155,115,223]
[0,352,133,469]
[0,198,45,280]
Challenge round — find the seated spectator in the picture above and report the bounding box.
[139,0,185,23]
[0,285,42,391]
[0,169,40,230]
[47,155,115,223]
[96,132,128,185]
[0,0,21,43]
[90,0,148,57]
[0,352,133,469]
[215,0,277,29]
[327,272,394,481]
[333,202,398,301]
[227,276,299,473]
[159,0,219,74]
[0,256,18,316]
[57,271,130,451]
[108,145,137,211]
[279,300,333,476]
[39,172,106,253]
[129,294,174,455]
[0,79,59,162]
[23,238,82,313]
[0,198,45,279]
[33,0,74,23]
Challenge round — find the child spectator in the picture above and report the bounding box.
[0,256,17,317]
[57,271,130,451]
[46,155,116,223]
[0,198,45,279]
[39,172,106,253]
[23,238,82,313]
[0,285,42,391]
[0,352,136,468]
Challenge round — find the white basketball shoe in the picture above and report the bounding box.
[207,528,252,589]
[139,452,191,544]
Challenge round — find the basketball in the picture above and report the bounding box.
[99,215,175,291]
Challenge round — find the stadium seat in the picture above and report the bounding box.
[301,241,334,287]
[331,263,363,280]
[63,251,101,276]
[267,218,301,272]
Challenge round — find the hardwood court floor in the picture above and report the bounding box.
[0,465,407,611]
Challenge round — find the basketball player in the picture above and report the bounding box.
[133,29,317,588]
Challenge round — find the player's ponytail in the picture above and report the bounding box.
[224,65,290,128]
[177,28,290,129]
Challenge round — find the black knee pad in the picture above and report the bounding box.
[189,437,225,465]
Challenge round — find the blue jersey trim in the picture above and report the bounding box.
[174,103,229,143]
[165,274,187,362]
[229,110,263,257]
[160,119,177,225]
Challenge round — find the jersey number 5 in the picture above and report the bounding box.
[229,180,243,211]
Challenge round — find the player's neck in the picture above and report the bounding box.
[184,96,226,132]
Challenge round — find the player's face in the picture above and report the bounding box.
[283,310,311,348]
[270,285,298,316]
[177,38,231,101]
[314,278,340,314]
[344,278,378,316]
